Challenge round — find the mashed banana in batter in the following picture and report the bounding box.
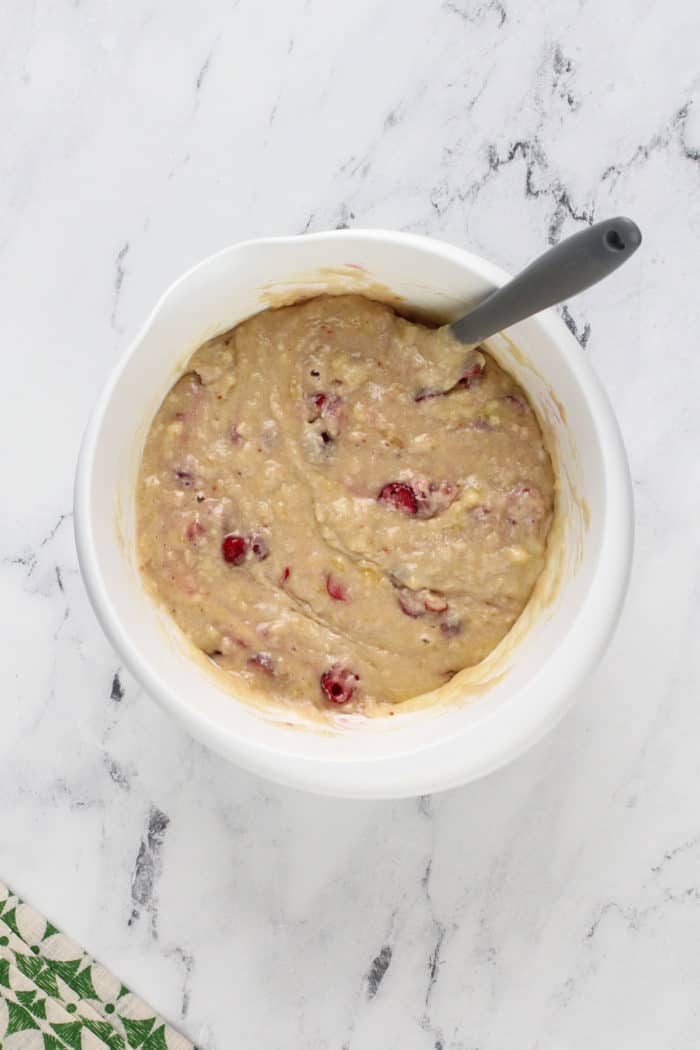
[137,295,554,713]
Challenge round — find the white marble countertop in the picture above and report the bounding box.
[2,2,699,1046]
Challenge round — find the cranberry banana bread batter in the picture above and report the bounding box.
[137,295,554,713]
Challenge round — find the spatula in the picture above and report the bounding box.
[450,217,642,345]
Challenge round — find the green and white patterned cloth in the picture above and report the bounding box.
[0,882,196,1050]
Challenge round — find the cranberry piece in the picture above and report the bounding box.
[410,476,458,519]
[320,664,359,704]
[440,617,464,637]
[423,592,448,614]
[222,534,248,564]
[174,470,194,488]
[326,574,349,601]
[377,482,418,515]
[455,359,485,390]
[415,386,442,403]
[397,588,426,618]
[250,534,269,560]
[397,586,448,616]
[280,566,291,585]
[186,520,206,542]
[307,392,342,426]
[247,652,274,674]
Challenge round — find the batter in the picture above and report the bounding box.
[137,295,554,713]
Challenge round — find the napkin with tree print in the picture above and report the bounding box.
[0,881,197,1049]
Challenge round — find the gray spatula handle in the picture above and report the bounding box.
[450,217,642,345]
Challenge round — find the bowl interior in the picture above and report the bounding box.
[76,231,631,797]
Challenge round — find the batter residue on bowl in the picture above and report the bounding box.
[137,294,554,713]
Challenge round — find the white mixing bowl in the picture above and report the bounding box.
[74,230,633,798]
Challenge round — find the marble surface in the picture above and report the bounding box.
[2,1,699,1046]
